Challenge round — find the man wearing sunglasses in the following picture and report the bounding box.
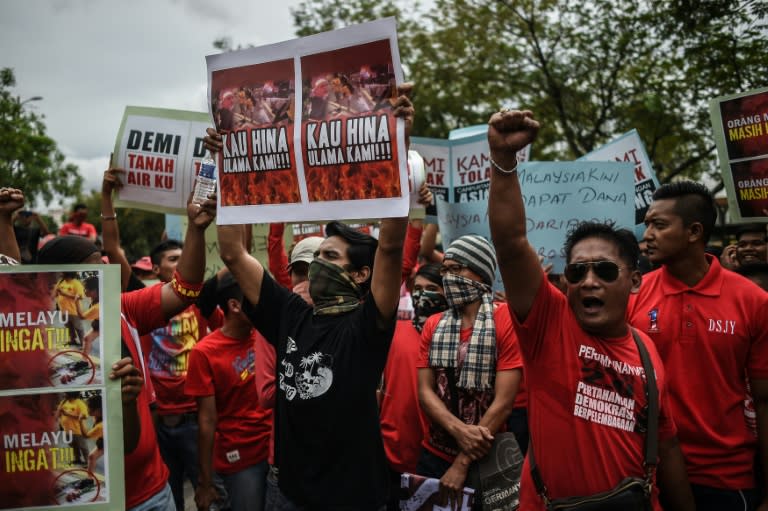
[628,181,768,511]
[486,109,694,510]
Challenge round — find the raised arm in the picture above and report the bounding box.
[160,195,217,320]
[487,110,542,321]
[205,127,267,306]
[369,85,414,320]
[100,165,133,291]
[0,187,23,262]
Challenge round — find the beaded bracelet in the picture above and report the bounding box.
[489,156,518,175]
[169,270,203,301]
[100,213,117,220]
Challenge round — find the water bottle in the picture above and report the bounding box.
[193,154,217,204]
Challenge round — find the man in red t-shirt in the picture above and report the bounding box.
[140,238,222,511]
[186,273,273,511]
[486,109,694,511]
[58,203,97,242]
[416,234,523,506]
[628,181,768,511]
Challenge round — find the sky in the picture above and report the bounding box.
[0,0,301,208]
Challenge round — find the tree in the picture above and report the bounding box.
[0,68,83,205]
[291,0,768,185]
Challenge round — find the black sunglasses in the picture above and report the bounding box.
[563,261,622,284]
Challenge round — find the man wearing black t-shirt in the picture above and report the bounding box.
[212,87,414,510]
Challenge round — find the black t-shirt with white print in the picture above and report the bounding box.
[243,272,396,510]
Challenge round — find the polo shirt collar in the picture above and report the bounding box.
[659,253,722,297]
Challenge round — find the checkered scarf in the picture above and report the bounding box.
[429,273,496,390]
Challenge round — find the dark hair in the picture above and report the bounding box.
[86,394,102,413]
[91,319,100,332]
[652,181,717,244]
[38,236,100,264]
[415,263,442,287]
[84,276,99,293]
[736,223,767,241]
[564,221,640,270]
[73,203,87,211]
[150,239,183,265]
[324,221,378,273]
[65,391,80,399]
[62,271,78,279]
[215,272,244,313]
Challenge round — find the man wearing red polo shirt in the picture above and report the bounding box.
[629,181,768,511]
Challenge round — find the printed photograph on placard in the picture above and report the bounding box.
[0,271,103,391]
[300,39,402,202]
[730,157,768,218]
[0,389,109,508]
[718,90,768,161]
[211,59,300,206]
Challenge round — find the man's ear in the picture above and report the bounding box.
[350,266,371,285]
[687,221,705,245]
[630,270,642,294]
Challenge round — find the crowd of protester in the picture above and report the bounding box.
[0,99,767,511]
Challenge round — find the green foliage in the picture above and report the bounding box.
[0,68,83,204]
[77,190,165,260]
[290,0,768,185]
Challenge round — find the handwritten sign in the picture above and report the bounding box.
[578,129,660,237]
[709,86,768,221]
[518,161,635,272]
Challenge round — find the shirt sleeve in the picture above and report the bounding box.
[747,296,768,380]
[267,223,292,289]
[509,274,567,361]
[254,334,277,409]
[401,223,423,285]
[121,283,166,336]
[493,306,524,371]
[243,272,303,347]
[416,314,441,368]
[185,345,215,397]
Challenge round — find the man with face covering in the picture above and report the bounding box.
[212,86,414,510]
[380,263,448,510]
[416,234,523,506]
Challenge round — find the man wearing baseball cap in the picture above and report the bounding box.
[287,236,323,304]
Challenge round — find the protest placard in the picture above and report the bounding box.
[578,129,660,238]
[709,87,768,221]
[0,265,124,510]
[206,17,408,224]
[113,107,211,213]
[518,161,635,272]
[435,197,503,291]
[411,127,530,222]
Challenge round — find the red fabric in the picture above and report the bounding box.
[417,305,524,462]
[513,278,674,510]
[185,328,273,473]
[268,223,292,289]
[401,223,423,285]
[253,337,277,465]
[121,284,170,509]
[140,305,212,415]
[380,320,430,474]
[628,255,768,488]
[58,222,97,240]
